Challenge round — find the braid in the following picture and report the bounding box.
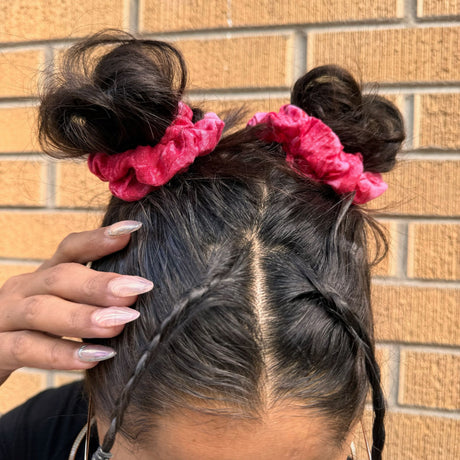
[98,252,242,455]
[319,289,385,460]
[292,281,385,460]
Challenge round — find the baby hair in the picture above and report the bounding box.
[39,30,404,459]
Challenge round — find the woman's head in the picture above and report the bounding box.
[39,30,404,459]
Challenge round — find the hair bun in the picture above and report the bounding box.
[291,65,405,173]
[39,30,188,158]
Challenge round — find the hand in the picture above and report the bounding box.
[0,221,153,386]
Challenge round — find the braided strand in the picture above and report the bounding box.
[293,283,385,460]
[99,256,241,454]
[320,289,385,460]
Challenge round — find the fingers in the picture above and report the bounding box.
[17,263,153,307]
[39,220,142,270]
[0,331,116,374]
[0,294,140,339]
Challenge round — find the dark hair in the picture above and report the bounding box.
[39,30,404,459]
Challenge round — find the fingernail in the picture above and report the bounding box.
[77,345,116,363]
[105,220,142,237]
[92,307,140,327]
[108,276,153,297]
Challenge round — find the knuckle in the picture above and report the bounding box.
[67,308,84,331]
[22,296,43,326]
[0,274,28,295]
[43,265,64,287]
[81,272,104,298]
[10,331,32,364]
[47,340,62,369]
[43,263,75,287]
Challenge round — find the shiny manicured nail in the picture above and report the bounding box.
[77,345,116,363]
[108,276,153,297]
[92,307,140,327]
[105,220,142,237]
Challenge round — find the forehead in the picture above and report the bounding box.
[137,407,345,460]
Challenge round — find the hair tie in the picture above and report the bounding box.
[247,104,387,204]
[88,102,225,201]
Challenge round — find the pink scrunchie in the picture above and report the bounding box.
[88,102,225,201]
[248,104,387,204]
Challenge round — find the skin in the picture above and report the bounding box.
[0,225,355,459]
[0,222,151,385]
[98,407,354,460]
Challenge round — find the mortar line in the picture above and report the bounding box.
[395,221,409,280]
[374,216,460,223]
[397,152,460,159]
[376,341,460,351]
[292,31,307,80]
[403,94,415,151]
[45,160,56,209]
[46,370,55,389]
[371,277,460,288]
[0,207,103,214]
[0,259,41,266]
[227,0,233,28]
[404,0,417,24]
[383,344,401,408]
[365,404,460,419]
[394,404,460,416]
[397,344,460,355]
[129,0,140,34]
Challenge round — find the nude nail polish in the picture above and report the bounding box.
[77,345,117,362]
[105,220,142,237]
[93,307,140,327]
[108,276,154,297]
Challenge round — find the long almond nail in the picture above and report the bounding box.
[105,220,142,237]
[77,345,116,362]
[93,307,140,327]
[108,276,153,297]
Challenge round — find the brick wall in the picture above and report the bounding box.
[0,1,458,458]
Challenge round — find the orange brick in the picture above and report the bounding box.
[399,350,460,410]
[372,285,460,345]
[56,162,110,208]
[140,0,402,32]
[0,263,40,286]
[0,0,128,43]
[177,35,292,89]
[384,412,459,459]
[199,97,289,117]
[0,107,38,153]
[0,211,102,259]
[140,0,228,33]
[414,94,460,149]
[408,223,459,280]
[353,410,460,459]
[0,369,47,414]
[53,371,84,387]
[376,346,393,398]
[369,220,399,277]
[309,27,460,83]
[0,50,43,98]
[418,0,460,17]
[0,159,46,206]
[197,97,289,131]
[370,160,460,216]
[231,0,402,26]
